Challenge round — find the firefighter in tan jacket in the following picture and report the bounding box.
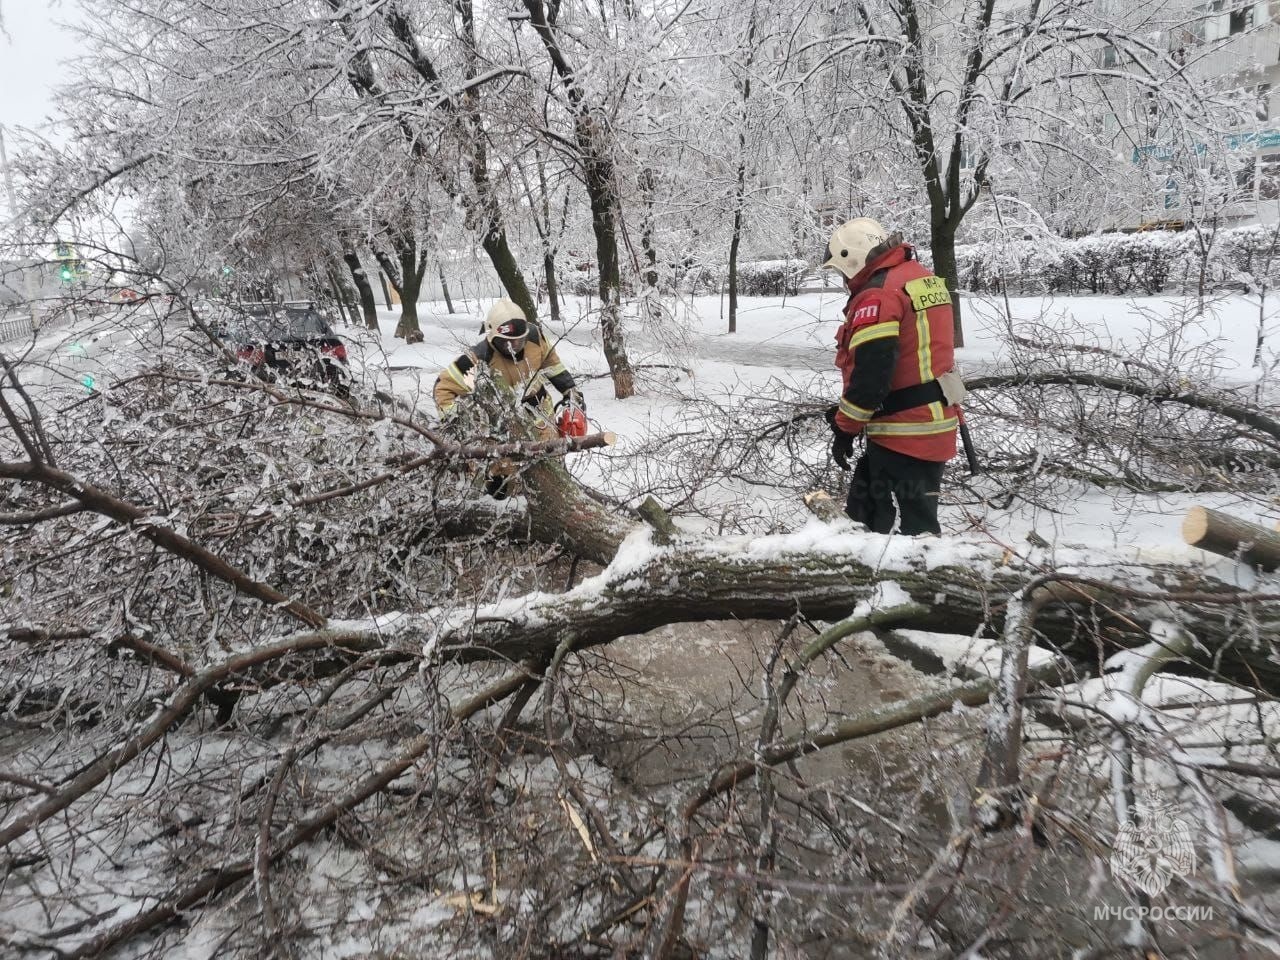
[434,299,583,495]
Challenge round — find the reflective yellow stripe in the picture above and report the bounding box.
[839,398,875,421]
[443,362,470,388]
[902,275,949,387]
[847,321,898,350]
[542,361,568,378]
[915,308,932,382]
[866,416,958,437]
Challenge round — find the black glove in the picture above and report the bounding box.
[557,387,585,411]
[823,405,839,432]
[831,430,855,470]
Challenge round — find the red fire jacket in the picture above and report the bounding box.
[832,244,958,462]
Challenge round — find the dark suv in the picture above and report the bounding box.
[226,301,349,391]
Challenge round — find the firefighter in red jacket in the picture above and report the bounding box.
[821,217,965,535]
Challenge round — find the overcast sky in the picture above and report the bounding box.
[0,0,87,133]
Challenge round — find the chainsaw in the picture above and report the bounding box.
[556,400,589,439]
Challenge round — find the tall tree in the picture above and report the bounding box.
[518,0,637,399]
[727,6,760,335]
[377,0,539,321]
[804,0,1212,345]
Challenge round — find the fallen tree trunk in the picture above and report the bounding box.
[522,458,633,566]
[1183,506,1280,572]
[427,523,1280,695]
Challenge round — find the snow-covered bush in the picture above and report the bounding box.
[953,224,1280,295]
[676,259,720,295]
[735,258,806,296]
[561,265,599,297]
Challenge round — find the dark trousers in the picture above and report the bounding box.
[846,441,945,535]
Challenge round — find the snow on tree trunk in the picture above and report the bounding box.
[343,250,379,330]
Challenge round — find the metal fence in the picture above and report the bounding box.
[0,312,34,344]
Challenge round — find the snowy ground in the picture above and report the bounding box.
[341,288,1280,559]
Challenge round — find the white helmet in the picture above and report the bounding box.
[822,217,889,279]
[483,298,528,355]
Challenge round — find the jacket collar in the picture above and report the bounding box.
[846,243,913,295]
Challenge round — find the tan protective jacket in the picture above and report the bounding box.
[433,324,574,421]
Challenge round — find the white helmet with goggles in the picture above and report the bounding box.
[484,298,529,357]
[821,217,889,279]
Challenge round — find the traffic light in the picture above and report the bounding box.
[55,241,81,284]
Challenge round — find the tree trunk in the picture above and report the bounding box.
[1183,507,1280,571]
[439,264,455,315]
[519,0,635,398]
[728,24,753,334]
[372,238,425,344]
[543,251,562,325]
[343,250,380,330]
[535,156,564,324]
[325,266,351,325]
[929,221,965,348]
[424,511,1280,695]
[374,0,536,326]
[639,167,659,290]
[728,181,744,335]
[396,247,425,343]
[480,227,537,321]
[378,270,392,310]
[523,459,632,567]
[585,161,636,398]
[453,0,537,323]
[327,258,363,325]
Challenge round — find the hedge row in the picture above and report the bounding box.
[952,224,1280,296]
[557,226,1280,300]
[561,257,808,297]
[730,258,807,296]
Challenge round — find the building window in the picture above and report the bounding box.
[1261,155,1280,200]
[1237,157,1258,195]
[1205,0,1255,38]
[1099,44,1119,68]
[1258,83,1272,121]
[1229,3,1253,33]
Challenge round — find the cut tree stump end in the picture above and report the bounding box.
[1182,505,1280,572]
[1181,506,1209,545]
[803,490,848,524]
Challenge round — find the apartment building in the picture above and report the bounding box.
[1129,0,1280,226]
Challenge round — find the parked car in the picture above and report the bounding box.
[224,301,349,391]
